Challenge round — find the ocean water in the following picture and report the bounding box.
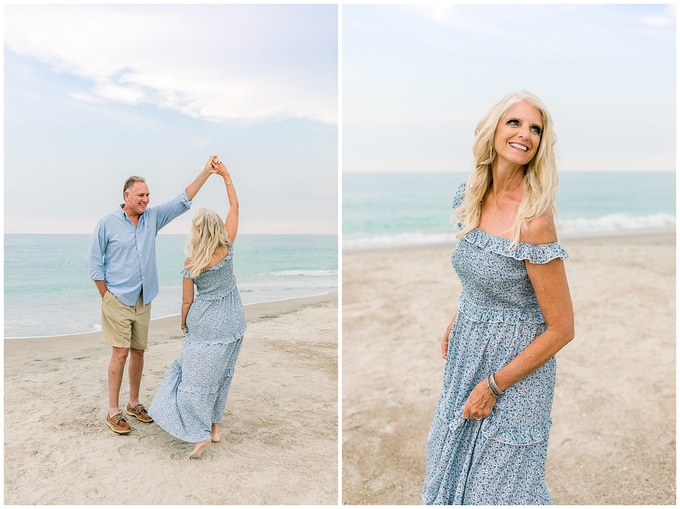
[5,234,337,338]
[343,172,675,250]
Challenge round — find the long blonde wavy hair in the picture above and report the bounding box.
[184,208,229,278]
[455,90,559,247]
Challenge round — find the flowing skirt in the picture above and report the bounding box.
[149,336,244,443]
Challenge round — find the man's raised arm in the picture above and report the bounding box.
[185,155,219,201]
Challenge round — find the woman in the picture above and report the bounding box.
[149,157,246,459]
[421,91,574,504]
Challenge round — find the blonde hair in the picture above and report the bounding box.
[184,208,229,278]
[455,90,559,247]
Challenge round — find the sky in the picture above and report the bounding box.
[4,4,338,234]
[343,3,676,173]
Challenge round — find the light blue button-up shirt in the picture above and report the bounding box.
[86,191,192,306]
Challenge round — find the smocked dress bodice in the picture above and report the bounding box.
[186,246,239,300]
[180,241,246,344]
[454,227,567,324]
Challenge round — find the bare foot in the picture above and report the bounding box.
[189,439,210,459]
[211,423,221,443]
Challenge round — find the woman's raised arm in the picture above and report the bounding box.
[212,159,240,243]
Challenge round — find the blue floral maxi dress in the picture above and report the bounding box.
[149,240,247,443]
[422,184,568,505]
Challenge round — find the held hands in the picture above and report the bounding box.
[202,155,231,182]
[210,156,231,181]
[462,379,497,421]
[204,155,219,174]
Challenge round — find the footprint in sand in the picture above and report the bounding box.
[116,443,137,457]
[169,448,192,461]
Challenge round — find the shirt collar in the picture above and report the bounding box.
[118,204,145,224]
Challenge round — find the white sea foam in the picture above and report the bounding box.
[343,213,676,251]
[558,213,675,236]
[343,232,457,251]
[266,269,338,277]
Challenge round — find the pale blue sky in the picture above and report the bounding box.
[5,4,338,234]
[343,3,676,173]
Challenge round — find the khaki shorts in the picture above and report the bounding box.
[101,291,152,350]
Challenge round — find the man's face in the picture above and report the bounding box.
[124,182,150,216]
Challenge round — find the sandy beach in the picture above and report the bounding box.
[342,233,675,505]
[5,292,338,505]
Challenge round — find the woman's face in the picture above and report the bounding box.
[493,101,543,168]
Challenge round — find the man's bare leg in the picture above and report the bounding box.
[108,347,129,417]
[128,347,145,408]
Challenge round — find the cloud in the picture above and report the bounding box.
[401,4,510,37]
[4,4,337,124]
[641,4,676,26]
[641,16,674,27]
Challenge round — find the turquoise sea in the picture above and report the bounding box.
[5,234,337,338]
[343,172,675,250]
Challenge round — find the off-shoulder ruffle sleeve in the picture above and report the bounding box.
[452,182,467,229]
[452,182,466,211]
[462,228,568,264]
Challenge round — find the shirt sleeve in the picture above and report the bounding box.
[85,220,107,281]
[153,190,192,232]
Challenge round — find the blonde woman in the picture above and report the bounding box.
[422,91,574,504]
[149,158,246,459]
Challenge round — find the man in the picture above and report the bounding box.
[86,156,218,434]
